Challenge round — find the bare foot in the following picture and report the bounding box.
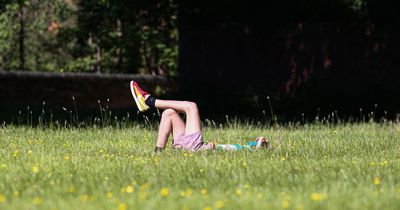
[255,137,270,149]
[207,142,215,149]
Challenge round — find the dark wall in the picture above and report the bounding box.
[178,1,400,120]
[0,71,173,123]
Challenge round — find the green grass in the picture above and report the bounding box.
[0,123,400,210]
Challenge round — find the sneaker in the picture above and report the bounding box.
[130,80,150,112]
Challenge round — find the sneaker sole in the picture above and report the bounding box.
[130,81,147,112]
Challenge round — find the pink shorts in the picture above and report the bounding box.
[173,131,212,151]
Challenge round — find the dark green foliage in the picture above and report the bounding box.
[0,0,394,75]
[0,0,178,75]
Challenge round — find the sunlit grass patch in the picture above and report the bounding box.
[0,123,399,209]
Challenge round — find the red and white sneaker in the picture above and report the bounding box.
[130,80,150,112]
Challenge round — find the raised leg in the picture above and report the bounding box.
[155,100,201,135]
[156,109,185,148]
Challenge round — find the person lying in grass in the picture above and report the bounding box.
[130,81,270,152]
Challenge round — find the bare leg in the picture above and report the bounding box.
[155,100,201,135]
[156,109,185,148]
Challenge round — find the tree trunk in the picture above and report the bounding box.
[18,1,25,70]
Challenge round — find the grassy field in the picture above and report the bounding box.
[0,122,399,210]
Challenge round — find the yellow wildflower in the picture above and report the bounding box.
[281,200,289,208]
[215,201,225,209]
[106,192,113,199]
[33,197,41,205]
[311,193,326,201]
[380,160,388,166]
[0,194,6,203]
[160,188,169,197]
[118,203,127,210]
[13,190,19,197]
[180,188,193,197]
[64,156,70,161]
[201,189,208,195]
[67,186,75,193]
[80,194,89,202]
[204,206,212,210]
[1,163,6,169]
[33,165,39,173]
[373,177,380,185]
[235,189,242,196]
[125,186,134,194]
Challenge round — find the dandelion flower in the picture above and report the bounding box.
[373,177,380,185]
[204,206,212,210]
[118,203,127,210]
[380,160,388,166]
[180,189,193,197]
[106,192,113,199]
[33,197,41,205]
[33,165,39,173]
[235,189,242,196]
[160,188,169,197]
[67,186,75,193]
[184,189,193,197]
[80,194,89,202]
[13,190,19,197]
[0,194,6,203]
[126,186,134,194]
[281,200,289,208]
[215,201,225,209]
[64,156,70,161]
[201,189,208,195]
[311,193,326,201]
